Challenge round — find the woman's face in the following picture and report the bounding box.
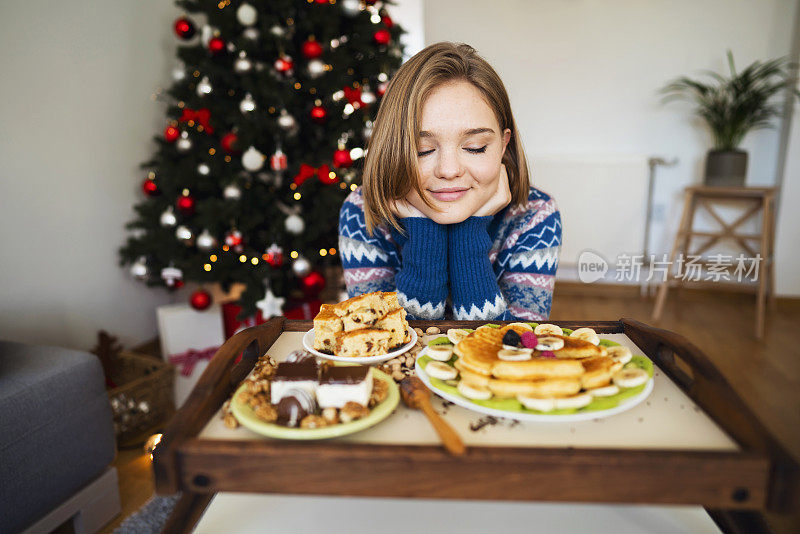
[409,80,511,224]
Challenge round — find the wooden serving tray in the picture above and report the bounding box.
[153,318,799,534]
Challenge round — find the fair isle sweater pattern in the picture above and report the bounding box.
[338,186,561,321]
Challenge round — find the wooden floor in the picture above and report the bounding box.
[101,288,800,534]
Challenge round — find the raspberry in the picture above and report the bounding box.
[540,350,556,359]
[520,331,538,349]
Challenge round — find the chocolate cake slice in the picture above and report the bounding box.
[316,366,373,408]
[270,360,319,404]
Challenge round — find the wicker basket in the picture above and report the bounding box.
[107,350,175,447]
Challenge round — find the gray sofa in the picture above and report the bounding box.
[0,340,120,534]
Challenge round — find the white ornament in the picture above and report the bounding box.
[341,0,361,17]
[201,25,216,47]
[160,206,177,227]
[236,3,258,26]
[292,257,311,277]
[307,59,326,78]
[242,146,265,171]
[349,147,365,160]
[172,64,186,81]
[161,266,183,287]
[378,72,388,82]
[284,213,305,235]
[223,184,242,199]
[197,163,210,176]
[239,92,256,113]
[234,51,252,73]
[176,225,192,241]
[332,90,345,102]
[196,229,216,250]
[243,27,259,40]
[176,131,192,152]
[269,25,286,37]
[277,109,297,131]
[130,257,148,279]
[360,89,376,105]
[196,76,212,96]
[363,120,374,139]
[256,289,285,319]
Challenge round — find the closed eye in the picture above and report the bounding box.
[417,146,488,157]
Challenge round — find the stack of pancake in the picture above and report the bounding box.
[313,291,411,358]
[453,324,623,399]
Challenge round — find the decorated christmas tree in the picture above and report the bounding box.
[119,0,405,319]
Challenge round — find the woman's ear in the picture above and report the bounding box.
[501,128,512,156]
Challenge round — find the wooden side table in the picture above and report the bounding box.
[652,186,777,338]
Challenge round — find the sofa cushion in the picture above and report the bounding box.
[0,341,116,533]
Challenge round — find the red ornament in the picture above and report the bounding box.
[190,289,212,311]
[221,132,239,153]
[377,81,388,97]
[225,230,243,248]
[274,55,294,73]
[173,17,196,40]
[302,38,323,59]
[270,148,288,171]
[265,244,284,267]
[142,178,159,197]
[164,125,180,142]
[208,37,226,55]
[176,194,195,214]
[301,270,326,296]
[174,279,185,290]
[310,105,327,123]
[381,14,394,28]
[373,29,391,45]
[333,148,353,168]
[343,86,363,106]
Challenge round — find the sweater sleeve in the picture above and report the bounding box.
[496,196,562,321]
[338,189,447,320]
[448,216,511,320]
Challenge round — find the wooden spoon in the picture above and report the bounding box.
[400,376,466,456]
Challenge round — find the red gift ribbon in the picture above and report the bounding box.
[178,108,214,134]
[294,163,337,186]
[169,345,219,376]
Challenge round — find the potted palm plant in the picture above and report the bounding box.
[662,51,799,186]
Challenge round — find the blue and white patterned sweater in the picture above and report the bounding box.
[338,186,562,321]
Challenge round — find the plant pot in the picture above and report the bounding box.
[704,149,748,187]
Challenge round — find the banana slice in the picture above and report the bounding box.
[425,361,459,380]
[426,345,454,362]
[587,384,620,397]
[554,392,593,410]
[570,327,600,345]
[457,380,493,400]
[606,345,632,365]
[507,322,534,332]
[447,328,470,345]
[498,347,533,361]
[535,336,564,351]
[518,395,556,412]
[612,368,649,388]
[534,323,563,336]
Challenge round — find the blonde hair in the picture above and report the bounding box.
[362,41,530,234]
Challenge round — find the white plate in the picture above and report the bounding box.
[414,347,654,423]
[302,327,418,364]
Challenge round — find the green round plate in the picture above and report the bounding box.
[231,367,399,440]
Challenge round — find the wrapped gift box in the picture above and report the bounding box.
[157,303,225,408]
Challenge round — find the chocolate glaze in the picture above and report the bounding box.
[274,360,318,381]
[320,365,369,384]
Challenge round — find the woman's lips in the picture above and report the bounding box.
[429,188,469,202]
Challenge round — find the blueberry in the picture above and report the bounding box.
[502,330,522,347]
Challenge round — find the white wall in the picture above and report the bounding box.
[775,85,800,296]
[424,0,800,294]
[0,1,179,349]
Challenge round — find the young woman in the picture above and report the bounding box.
[339,42,561,321]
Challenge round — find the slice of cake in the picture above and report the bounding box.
[313,304,343,353]
[342,306,383,331]
[334,291,400,319]
[316,366,373,408]
[270,360,319,404]
[334,328,392,358]
[374,307,409,349]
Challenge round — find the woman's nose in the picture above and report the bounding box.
[434,148,464,180]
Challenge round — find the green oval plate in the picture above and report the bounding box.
[231,367,399,440]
